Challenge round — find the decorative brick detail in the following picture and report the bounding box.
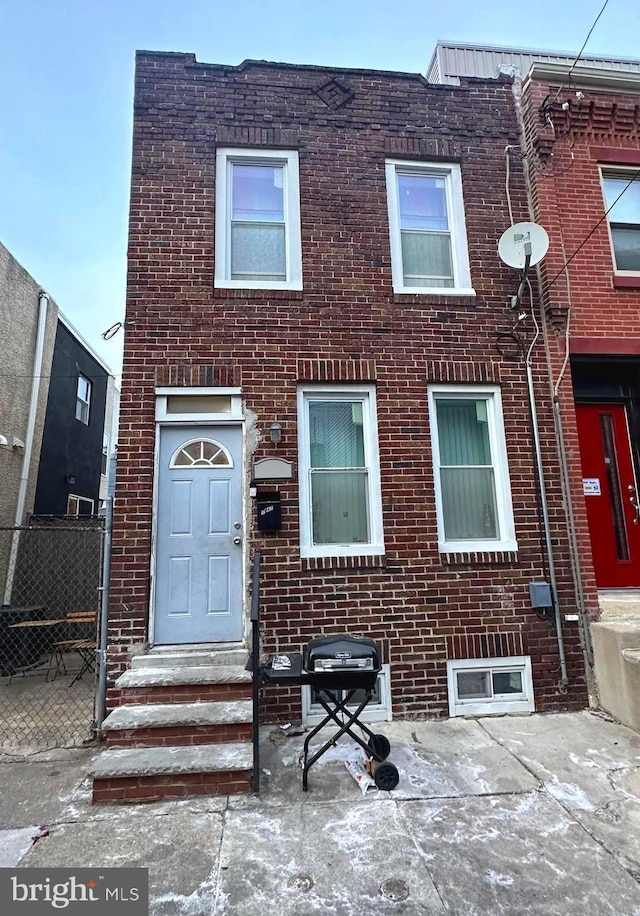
[425,361,502,384]
[384,137,461,160]
[296,358,377,382]
[154,363,241,387]
[301,554,387,571]
[439,551,519,567]
[314,77,355,110]
[214,126,300,147]
[446,630,526,660]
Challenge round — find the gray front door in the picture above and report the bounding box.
[154,425,243,644]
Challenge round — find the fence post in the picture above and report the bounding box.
[95,496,113,733]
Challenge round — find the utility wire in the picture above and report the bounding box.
[543,166,640,294]
[553,0,610,103]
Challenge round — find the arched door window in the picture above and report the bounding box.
[169,439,233,468]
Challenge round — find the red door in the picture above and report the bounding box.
[575,403,640,587]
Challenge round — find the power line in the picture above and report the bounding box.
[553,0,610,103]
[542,166,640,294]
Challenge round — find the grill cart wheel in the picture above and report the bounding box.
[367,733,391,761]
[373,761,399,791]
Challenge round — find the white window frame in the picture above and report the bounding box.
[385,159,474,296]
[447,656,534,717]
[427,384,517,554]
[214,148,302,291]
[297,385,385,559]
[76,374,92,425]
[302,664,392,726]
[155,388,243,423]
[67,494,95,517]
[600,166,640,276]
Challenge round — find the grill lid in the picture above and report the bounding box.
[304,634,381,673]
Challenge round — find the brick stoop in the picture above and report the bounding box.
[92,650,254,803]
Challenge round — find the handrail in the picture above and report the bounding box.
[250,550,262,795]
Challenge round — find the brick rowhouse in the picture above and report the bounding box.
[107,52,589,723]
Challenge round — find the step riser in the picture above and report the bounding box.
[132,651,249,669]
[93,770,252,804]
[105,723,252,748]
[108,683,252,706]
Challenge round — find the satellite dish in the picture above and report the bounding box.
[498,222,549,269]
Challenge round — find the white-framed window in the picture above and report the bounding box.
[447,656,534,717]
[427,385,516,554]
[601,168,640,274]
[67,494,94,517]
[75,374,92,425]
[302,664,392,726]
[101,434,110,476]
[214,148,302,290]
[297,385,384,558]
[385,159,474,295]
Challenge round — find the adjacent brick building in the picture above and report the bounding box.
[108,51,591,734]
[519,62,640,729]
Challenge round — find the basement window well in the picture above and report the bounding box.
[446,656,534,717]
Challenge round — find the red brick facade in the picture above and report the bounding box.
[519,68,640,610]
[108,52,591,722]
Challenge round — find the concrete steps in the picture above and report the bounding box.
[93,652,254,803]
[91,743,253,803]
[592,593,640,733]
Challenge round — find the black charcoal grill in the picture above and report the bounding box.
[262,634,399,791]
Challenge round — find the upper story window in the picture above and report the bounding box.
[427,385,516,554]
[602,169,640,274]
[385,160,474,296]
[76,374,92,425]
[297,385,384,559]
[214,148,302,291]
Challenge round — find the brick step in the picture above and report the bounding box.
[109,664,252,706]
[131,648,249,669]
[90,742,253,804]
[102,700,253,748]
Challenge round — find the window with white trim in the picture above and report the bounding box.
[447,657,534,717]
[67,494,94,517]
[385,159,474,295]
[215,148,302,290]
[428,385,516,553]
[601,168,640,274]
[297,385,384,558]
[302,664,392,725]
[75,374,92,425]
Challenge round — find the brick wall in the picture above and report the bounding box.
[108,53,590,719]
[520,74,640,624]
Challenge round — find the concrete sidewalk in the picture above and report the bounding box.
[1,710,640,914]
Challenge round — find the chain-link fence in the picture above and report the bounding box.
[0,517,105,749]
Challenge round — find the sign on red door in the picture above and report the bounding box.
[576,403,640,588]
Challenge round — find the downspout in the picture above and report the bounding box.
[3,290,50,604]
[524,281,569,686]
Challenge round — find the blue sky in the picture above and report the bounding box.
[0,0,635,377]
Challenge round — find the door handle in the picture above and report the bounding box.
[629,485,640,525]
[233,536,242,545]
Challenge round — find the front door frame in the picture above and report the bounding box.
[149,388,246,647]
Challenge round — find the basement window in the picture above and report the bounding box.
[446,656,534,717]
[302,664,392,726]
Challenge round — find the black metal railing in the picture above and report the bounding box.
[250,550,262,795]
